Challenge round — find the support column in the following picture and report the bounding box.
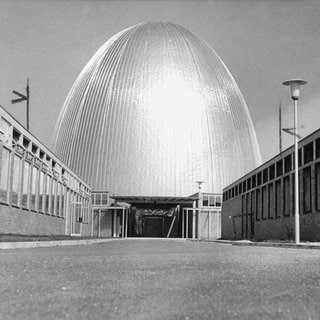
[208,210,211,239]
[98,209,101,238]
[182,209,185,238]
[125,210,128,238]
[192,203,196,240]
[186,209,189,239]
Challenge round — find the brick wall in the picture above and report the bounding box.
[0,204,65,235]
[0,204,92,236]
[221,195,320,241]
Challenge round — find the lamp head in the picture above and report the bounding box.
[196,181,204,190]
[282,79,307,100]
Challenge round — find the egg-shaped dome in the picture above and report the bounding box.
[53,22,261,196]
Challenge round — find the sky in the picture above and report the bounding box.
[1,0,320,164]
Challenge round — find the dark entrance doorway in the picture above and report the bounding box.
[143,216,164,237]
[110,196,196,238]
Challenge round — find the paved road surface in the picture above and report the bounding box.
[1,239,320,320]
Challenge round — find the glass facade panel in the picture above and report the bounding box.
[11,154,21,206]
[22,161,30,207]
[0,148,10,203]
[276,160,283,177]
[316,163,320,211]
[303,166,312,213]
[283,176,290,216]
[61,185,65,217]
[261,186,267,219]
[267,183,274,219]
[284,155,292,173]
[56,182,62,216]
[51,179,57,215]
[269,164,275,180]
[38,171,45,212]
[45,175,51,213]
[256,189,260,221]
[304,143,313,164]
[263,169,268,184]
[30,166,38,210]
[202,195,209,206]
[102,193,108,205]
[275,179,281,218]
[316,138,320,159]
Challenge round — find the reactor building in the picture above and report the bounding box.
[53,21,261,196]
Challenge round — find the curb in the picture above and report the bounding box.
[211,240,320,250]
[0,237,187,250]
[0,238,121,250]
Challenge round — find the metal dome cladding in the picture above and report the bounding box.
[53,22,261,196]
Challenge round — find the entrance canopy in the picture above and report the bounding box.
[111,196,197,206]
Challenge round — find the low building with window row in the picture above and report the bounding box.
[0,105,91,236]
[222,127,320,242]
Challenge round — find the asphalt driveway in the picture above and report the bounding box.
[1,239,320,320]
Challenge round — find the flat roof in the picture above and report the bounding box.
[111,195,197,205]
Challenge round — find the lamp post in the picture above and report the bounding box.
[282,79,307,244]
[196,180,204,208]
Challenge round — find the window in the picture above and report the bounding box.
[95,193,102,205]
[56,182,61,216]
[263,168,268,184]
[316,162,320,211]
[316,138,320,159]
[242,181,247,193]
[251,191,255,222]
[257,172,262,186]
[12,128,21,146]
[298,149,302,167]
[275,179,281,218]
[256,189,260,221]
[45,176,51,214]
[276,160,283,177]
[283,175,290,216]
[38,171,45,212]
[23,137,30,149]
[247,178,251,191]
[30,166,38,210]
[11,155,21,206]
[269,164,275,180]
[61,185,65,218]
[292,173,295,215]
[261,186,267,220]
[304,142,313,164]
[216,195,222,207]
[31,143,38,155]
[0,148,10,203]
[303,166,312,213]
[52,179,57,215]
[284,155,292,173]
[102,193,108,205]
[22,161,30,208]
[267,183,274,219]
[252,175,256,188]
[202,195,209,206]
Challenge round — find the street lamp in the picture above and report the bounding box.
[282,79,307,244]
[196,181,204,208]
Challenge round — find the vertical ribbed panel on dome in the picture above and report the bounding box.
[53,22,261,196]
